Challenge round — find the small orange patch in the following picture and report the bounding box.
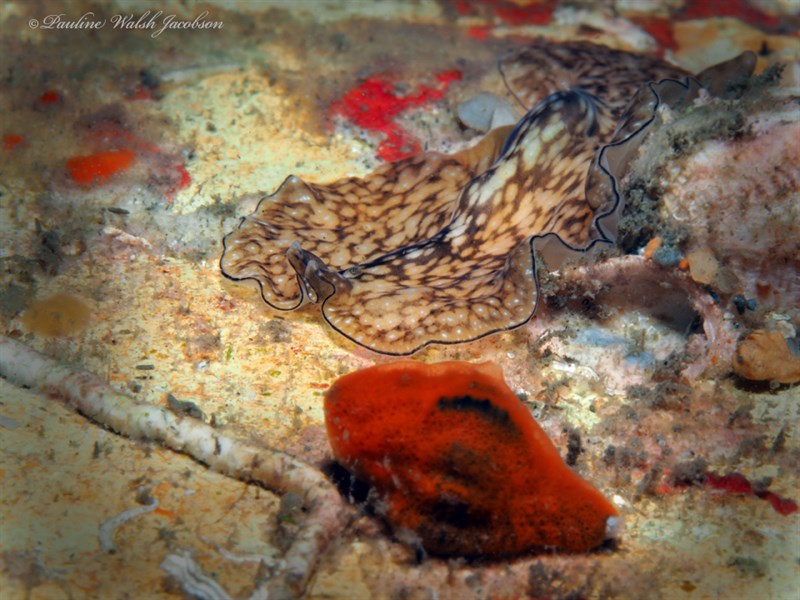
[325,361,618,557]
[643,236,662,260]
[154,507,177,519]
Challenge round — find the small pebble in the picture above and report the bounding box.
[652,246,682,267]
[457,93,518,132]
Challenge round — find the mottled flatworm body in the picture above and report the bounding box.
[221,41,754,354]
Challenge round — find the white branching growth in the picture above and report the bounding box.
[0,335,349,599]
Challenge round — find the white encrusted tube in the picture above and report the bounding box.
[0,335,348,599]
[99,497,159,553]
[160,551,234,600]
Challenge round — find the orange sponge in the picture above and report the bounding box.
[324,361,618,557]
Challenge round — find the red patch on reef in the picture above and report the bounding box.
[680,0,780,29]
[435,69,463,86]
[667,469,797,516]
[128,87,153,101]
[3,133,24,151]
[175,164,192,187]
[629,0,786,53]
[493,0,556,26]
[454,0,473,15]
[634,16,678,55]
[706,471,798,515]
[756,491,798,516]
[329,70,462,162]
[324,361,618,557]
[453,0,555,41]
[166,164,192,200]
[37,89,62,106]
[67,149,135,185]
[467,25,493,40]
[453,0,555,25]
[705,471,753,494]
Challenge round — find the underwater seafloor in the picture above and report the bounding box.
[1,0,799,598]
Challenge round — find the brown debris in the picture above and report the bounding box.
[733,329,800,384]
[686,245,718,286]
[20,292,92,337]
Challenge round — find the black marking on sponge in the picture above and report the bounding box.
[437,395,516,432]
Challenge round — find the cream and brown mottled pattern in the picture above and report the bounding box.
[500,41,687,138]
[221,41,750,355]
[221,127,512,310]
